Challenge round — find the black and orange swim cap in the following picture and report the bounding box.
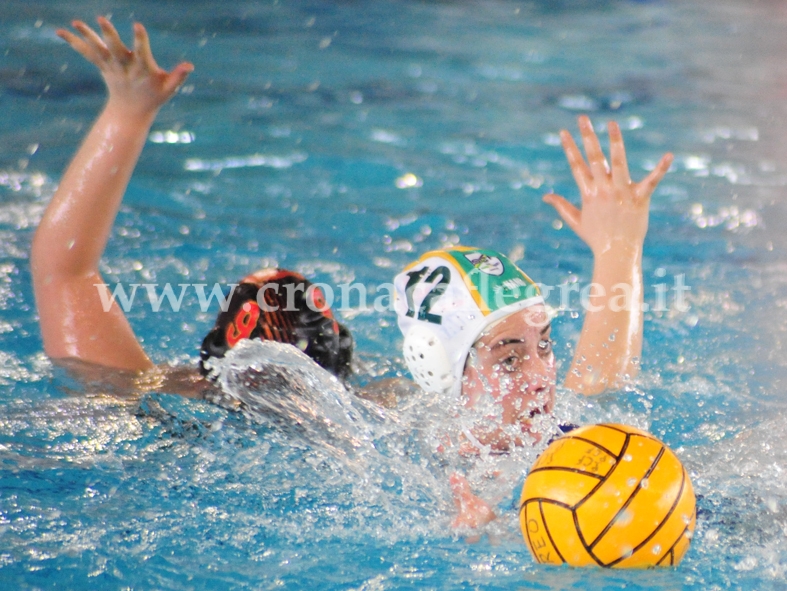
[199,269,353,379]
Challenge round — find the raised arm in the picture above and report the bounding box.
[544,116,672,395]
[30,18,193,370]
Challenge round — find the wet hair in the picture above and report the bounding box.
[199,269,353,379]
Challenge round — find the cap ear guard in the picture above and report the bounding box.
[395,247,545,397]
[402,324,457,395]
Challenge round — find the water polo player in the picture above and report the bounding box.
[394,118,673,526]
[199,268,353,379]
[395,247,554,451]
[30,17,673,529]
[30,19,352,393]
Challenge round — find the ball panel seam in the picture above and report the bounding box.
[572,507,606,566]
[564,435,619,463]
[588,446,666,557]
[573,434,633,513]
[606,460,685,567]
[527,466,605,480]
[658,507,696,566]
[520,497,573,512]
[540,500,566,564]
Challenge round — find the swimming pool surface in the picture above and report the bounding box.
[3,0,787,588]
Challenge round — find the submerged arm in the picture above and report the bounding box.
[450,473,496,530]
[30,18,192,370]
[544,116,672,395]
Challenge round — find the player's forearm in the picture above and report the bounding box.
[450,473,496,529]
[31,102,156,280]
[565,246,644,395]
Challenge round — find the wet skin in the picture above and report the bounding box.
[461,304,556,451]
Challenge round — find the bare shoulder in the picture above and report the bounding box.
[354,377,422,409]
[54,358,214,400]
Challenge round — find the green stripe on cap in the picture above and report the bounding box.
[439,248,540,315]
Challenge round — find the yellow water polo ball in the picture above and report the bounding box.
[519,423,696,568]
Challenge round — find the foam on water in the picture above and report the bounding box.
[198,339,571,541]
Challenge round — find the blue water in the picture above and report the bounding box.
[3,0,787,588]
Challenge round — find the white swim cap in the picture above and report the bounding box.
[394,247,543,396]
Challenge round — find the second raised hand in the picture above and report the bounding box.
[56,17,194,118]
[543,115,673,258]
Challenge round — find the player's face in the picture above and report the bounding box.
[461,305,556,450]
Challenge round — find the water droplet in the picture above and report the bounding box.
[395,173,423,189]
[620,546,633,559]
[615,509,633,526]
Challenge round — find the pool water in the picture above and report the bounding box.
[3,0,787,588]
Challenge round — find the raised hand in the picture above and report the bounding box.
[544,116,673,395]
[32,17,193,371]
[57,17,193,119]
[543,115,673,258]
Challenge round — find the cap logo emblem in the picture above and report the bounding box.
[465,252,504,276]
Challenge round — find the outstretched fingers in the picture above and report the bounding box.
[97,17,132,65]
[162,62,195,98]
[55,28,94,63]
[59,16,194,108]
[133,23,159,73]
[608,121,632,192]
[543,193,582,235]
[132,23,193,95]
[636,152,674,200]
[560,129,592,196]
[578,115,609,182]
[57,21,110,66]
